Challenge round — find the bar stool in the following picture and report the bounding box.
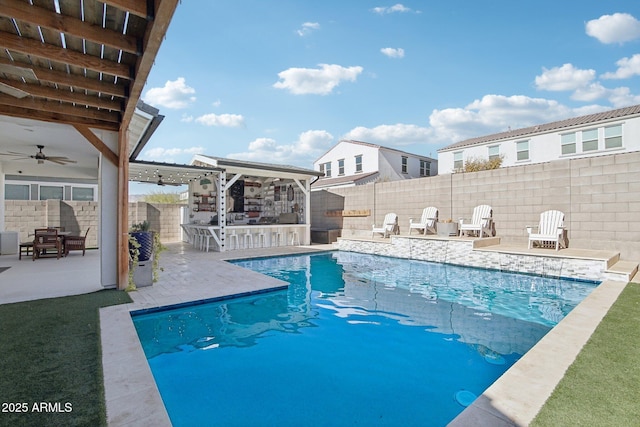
[243,229,253,249]
[201,228,214,252]
[228,230,240,250]
[290,229,300,246]
[271,228,282,247]
[256,228,267,248]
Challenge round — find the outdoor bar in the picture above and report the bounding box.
[183,155,323,251]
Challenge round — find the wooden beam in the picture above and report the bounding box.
[0,31,131,79]
[117,123,130,290]
[0,104,119,131]
[0,79,123,111]
[0,0,140,55]
[122,0,179,126]
[0,58,128,98]
[103,0,153,20]
[73,125,119,167]
[0,93,120,123]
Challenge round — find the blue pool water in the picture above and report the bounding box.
[132,252,599,427]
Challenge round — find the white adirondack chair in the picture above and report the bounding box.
[459,205,493,237]
[527,210,566,250]
[409,207,438,235]
[372,213,398,238]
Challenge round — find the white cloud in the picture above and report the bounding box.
[228,130,334,165]
[194,113,245,127]
[297,22,320,37]
[427,95,574,143]
[601,54,640,79]
[571,83,609,102]
[143,77,196,109]
[606,86,640,108]
[586,13,640,44]
[343,124,431,145]
[273,64,363,95]
[143,146,205,162]
[380,47,405,58]
[535,64,596,91]
[372,4,412,15]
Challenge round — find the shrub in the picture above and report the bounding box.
[464,155,504,172]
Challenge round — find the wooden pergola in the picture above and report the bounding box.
[0,0,179,289]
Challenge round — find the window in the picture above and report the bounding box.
[355,155,362,173]
[338,159,345,175]
[582,129,598,152]
[72,187,94,201]
[604,124,622,149]
[453,151,463,170]
[319,163,325,175]
[561,133,576,155]
[39,185,63,200]
[488,145,500,160]
[419,160,430,177]
[324,162,332,177]
[516,141,529,161]
[401,156,408,173]
[5,184,29,200]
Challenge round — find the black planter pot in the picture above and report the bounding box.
[129,231,153,262]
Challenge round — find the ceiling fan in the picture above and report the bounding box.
[0,145,77,165]
[153,175,182,186]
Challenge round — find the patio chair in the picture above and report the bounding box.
[458,205,493,238]
[64,227,90,257]
[527,210,566,250]
[409,207,438,235]
[33,228,62,260]
[372,213,398,238]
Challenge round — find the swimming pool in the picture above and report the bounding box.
[132,251,599,426]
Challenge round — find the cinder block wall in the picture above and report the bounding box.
[6,201,184,247]
[5,200,99,248]
[311,150,640,261]
[128,202,184,243]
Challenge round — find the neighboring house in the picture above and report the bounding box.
[437,104,640,174]
[312,140,438,190]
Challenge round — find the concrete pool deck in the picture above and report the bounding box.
[99,242,631,426]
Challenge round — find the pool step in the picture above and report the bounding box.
[605,260,639,282]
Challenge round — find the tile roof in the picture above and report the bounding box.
[438,104,640,152]
[311,171,379,188]
[315,140,437,162]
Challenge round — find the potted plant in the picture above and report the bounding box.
[127,221,165,291]
[129,220,153,261]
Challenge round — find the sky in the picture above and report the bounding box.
[132,1,640,193]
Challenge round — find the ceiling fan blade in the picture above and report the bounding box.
[47,157,77,164]
[0,155,30,161]
[47,158,67,165]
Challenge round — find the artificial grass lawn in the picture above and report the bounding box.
[0,290,131,427]
[532,281,640,426]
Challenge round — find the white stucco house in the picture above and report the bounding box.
[312,140,438,190]
[437,104,640,174]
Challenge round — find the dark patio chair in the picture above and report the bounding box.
[64,227,90,257]
[33,228,62,260]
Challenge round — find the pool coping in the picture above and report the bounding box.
[447,279,626,426]
[100,244,627,426]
